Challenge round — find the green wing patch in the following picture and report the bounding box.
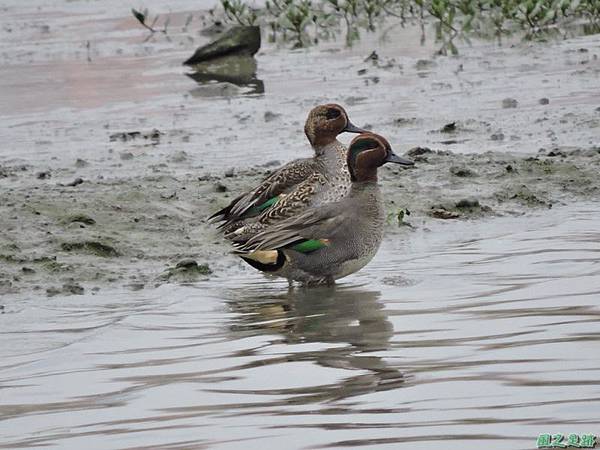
[291,239,329,253]
[247,196,280,216]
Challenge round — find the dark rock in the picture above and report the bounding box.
[65,178,84,187]
[21,267,35,273]
[381,275,412,286]
[364,50,379,62]
[170,151,188,163]
[263,111,281,122]
[37,171,51,179]
[407,147,433,157]
[120,152,134,160]
[503,185,548,207]
[75,158,89,168]
[344,96,368,106]
[110,131,141,141]
[394,117,417,126]
[66,214,96,225]
[63,283,84,295]
[429,208,460,219]
[416,59,436,70]
[61,241,120,257]
[147,129,161,140]
[450,166,477,177]
[441,122,456,133]
[110,129,161,142]
[128,283,145,291]
[159,260,212,282]
[46,287,62,297]
[215,182,228,192]
[502,98,518,108]
[539,98,550,105]
[357,68,368,75]
[184,26,260,65]
[260,160,281,168]
[456,198,480,208]
[176,258,199,269]
[490,132,505,141]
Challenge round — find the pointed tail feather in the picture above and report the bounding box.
[207,193,246,224]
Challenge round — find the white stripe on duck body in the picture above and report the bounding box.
[209,104,365,239]
[235,133,415,285]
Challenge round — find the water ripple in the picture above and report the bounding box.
[2,204,600,449]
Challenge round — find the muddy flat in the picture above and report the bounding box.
[1,0,600,449]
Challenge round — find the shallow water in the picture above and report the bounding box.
[2,203,600,449]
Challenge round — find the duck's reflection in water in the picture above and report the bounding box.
[225,284,404,403]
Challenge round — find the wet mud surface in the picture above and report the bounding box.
[1,1,600,449]
[2,145,600,296]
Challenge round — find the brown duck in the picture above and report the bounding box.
[209,104,365,240]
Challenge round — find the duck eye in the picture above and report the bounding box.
[325,108,341,120]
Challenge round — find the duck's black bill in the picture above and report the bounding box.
[385,152,414,166]
[343,121,367,134]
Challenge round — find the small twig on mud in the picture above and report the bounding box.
[131,8,168,34]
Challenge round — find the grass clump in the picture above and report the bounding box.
[217,0,600,49]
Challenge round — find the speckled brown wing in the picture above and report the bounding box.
[259,173,326,224]
[209,158,319,226]
[226,173,326,243]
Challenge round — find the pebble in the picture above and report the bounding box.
[263,111,281,122]
[260,160,281,168]
[429,208,460,219]
[455,198,480,208]
[65,177,84,187]
[62,283,84,295]
[214,182,228,192]
[407,147,433,157]
[502,98,518,108]
[450,166,477,177]
[176,258,198,269]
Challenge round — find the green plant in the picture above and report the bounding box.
[222,0,258,25]
[211,0,600,48]
[131,8,170,34]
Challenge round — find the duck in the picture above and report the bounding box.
[234,133,414,285]
[209,104,365,238]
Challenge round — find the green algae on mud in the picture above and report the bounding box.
[1,146,600,296]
